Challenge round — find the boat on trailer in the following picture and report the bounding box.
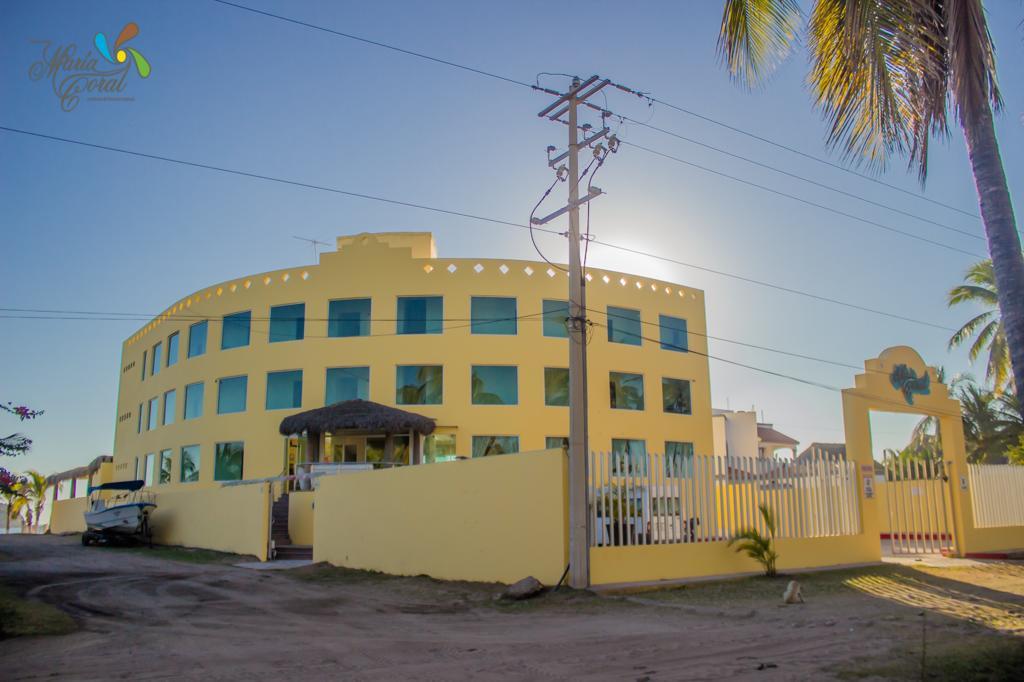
[82,480,156,546]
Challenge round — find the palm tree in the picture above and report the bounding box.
[728,503,779,576]
[949,259,1012,393]
[18,470,48,533]
[1,485,26,534]
[718,0,1024,398]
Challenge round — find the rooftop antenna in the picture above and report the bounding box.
[293,236,330,264]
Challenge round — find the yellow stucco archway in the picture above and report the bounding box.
[842,346,971,556]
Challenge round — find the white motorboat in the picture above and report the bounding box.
[82,480,155,543]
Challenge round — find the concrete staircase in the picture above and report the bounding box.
[271,493,312,561]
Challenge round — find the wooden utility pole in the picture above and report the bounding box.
[534,76,612,588]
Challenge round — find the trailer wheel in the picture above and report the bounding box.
[81,532,92,546]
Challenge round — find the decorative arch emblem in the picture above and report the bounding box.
[889,363,931,405]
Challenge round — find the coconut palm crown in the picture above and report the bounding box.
[717,0,1024,399]
[948,259,1011,393]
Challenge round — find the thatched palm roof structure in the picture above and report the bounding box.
[278,399,436,436]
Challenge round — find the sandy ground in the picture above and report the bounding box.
[2,535,1024,681]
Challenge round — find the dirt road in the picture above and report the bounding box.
[2,535,1023,680]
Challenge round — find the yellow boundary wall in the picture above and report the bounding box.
[314,449,568,584]
[151,484,270,560]
[591,535,876,586]
[288,491,315,546]
[48,498,88,534]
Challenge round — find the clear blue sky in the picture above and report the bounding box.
[2,1,1021,476]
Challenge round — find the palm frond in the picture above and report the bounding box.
[718,0,802,88]
[987,328,1011,394]
[967,320,999,363]
[946,0,1002,124]
[948,283,999,306]
[948,311,994,351]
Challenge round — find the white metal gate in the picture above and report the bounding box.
[882,453,953,555]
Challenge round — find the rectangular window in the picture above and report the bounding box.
[472,436,519,458]
[214,441,244,481]
[221,310,251,350]
[665,441,694,477]
[423,434,457,463]
[183,382,204,420]
[328,298,371,337]
[471,296,517,335]
[546,436,568,450]
[544,367,569,407]
[610,372,645,410]
[325,367,369,404]
[166,332,179,367]
[162,389,176,425]
[396,296,442,335]
[659,314,688,352]
[144,452,155,487]
[134,456,140,481]
[266,370,303,410]
[365,435,410,465]
[151,342,162,376]
[662,377,692,415]
[217,375,248,414]
[471,365,518,405]
[159,449,172,485]
[611,438,647,475]
[180,445,200,483]
[396,365,442,405]
[188,320,208,358]
[147,397,159,430]
[137,403,143,433]
[269,303,305,343]
[543,299,569,338]
[607,306,642,346]
[141,350,147,380]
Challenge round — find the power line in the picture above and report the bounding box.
[615,117,982,242]
[588,320,964,419]
[0,124,958,333]
[639,95,981,220]
[615,139,984,258]
[207,0,981,226]
[208,0,532,89]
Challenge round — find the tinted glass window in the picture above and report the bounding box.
[217,376,247,414]
[325,367,369,403]
[266,370,303,410]
[665,441,694,477]
[544,367,569,406]
[214,442,244,481]
[151,342,162,375]
[423,434,457,463]
[147,398,159,430]
[162,389,176,425]
[610,372,644,410]
[166,332,179,367]
[180,445,200,483]
[662,377,692,415]
[607,306,642,345]
[546,436,568,450]
[659,315,688,352]
[396,365,442,405]
[222,311,251,349]
[183,382,204,420]
[269,303,305,343]
[397,296,442,335]
[472,436,519,457]
[471,365,518,405]
[611,439,647,475]
[188,321,208,358]
[471,297,517,335]
[159,450,172,484]
[328,298,371,337]
[543,300,569,338]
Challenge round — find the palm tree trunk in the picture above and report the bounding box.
[960,103,1024,398]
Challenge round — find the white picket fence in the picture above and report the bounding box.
[588,451,860,547]
[967,464,1024,528]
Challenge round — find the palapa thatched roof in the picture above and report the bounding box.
[278,399,436,436]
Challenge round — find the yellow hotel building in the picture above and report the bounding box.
[112,232,713,487]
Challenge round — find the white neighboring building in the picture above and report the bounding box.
[712,409,799,459]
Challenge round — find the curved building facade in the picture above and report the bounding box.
[112,232,713,487]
